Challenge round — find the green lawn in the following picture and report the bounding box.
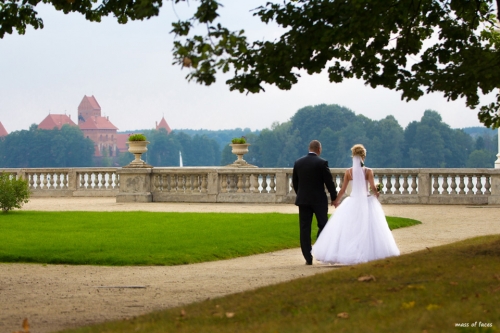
[60,235,500,333]
[0,211,420,266]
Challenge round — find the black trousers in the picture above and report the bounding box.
[298,203,329,262]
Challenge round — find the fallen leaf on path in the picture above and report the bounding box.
[402,301,415,309]
[337,312,349,319]
[426,304,440,311]
[358,275,376,282]
[22,318,29,332]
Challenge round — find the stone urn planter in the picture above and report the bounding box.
[227,143,257,168]
[124,134,152,168]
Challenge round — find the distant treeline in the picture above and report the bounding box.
[0,104,497,168]
[0,124,94,167]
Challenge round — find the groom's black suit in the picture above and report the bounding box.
[292,152,337,264]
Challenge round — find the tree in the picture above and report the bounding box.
[0,124,94,167]
[466,149,497,167]
[4,1,500,127]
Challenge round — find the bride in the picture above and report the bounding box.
[311,144,400,265]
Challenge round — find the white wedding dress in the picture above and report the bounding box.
[311,156,400,265]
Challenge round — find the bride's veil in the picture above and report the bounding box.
[351,155,367,198]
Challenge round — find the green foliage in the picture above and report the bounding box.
[466,150,497,167]
[0,124,94,167]
[251,105,486,168]
[4,1,500,127]
[0,172,30,213]
[170,0,500,128]
[220,144,234,165]
[0,211,418,265]
[231,137,246,144]
[127,133,147,141]
[176,128,260,149]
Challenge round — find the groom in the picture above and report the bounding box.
[292,140,337,265]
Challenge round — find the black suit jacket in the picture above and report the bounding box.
[292,153,337,206]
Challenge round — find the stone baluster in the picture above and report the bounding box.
[485,176,491,195]
[172,175,178,192]
[411,174,418,194]
[64,172,69,189]
[100,172,106,190]
[402,175,409,194]
[441,175,449,195]
[201,174,208,193]
[236,174,244,193]
[93,172,100,189]
[115,173,120,188]
[475,175,483,195]
[269,174,276,193]
[89,172,95,188]
[184,175,192,193]
[42,173,48,189]
[192,175,199,193]
[162,175,169,192]
[48,173,55,189]
[152,175,159,192]
[458,175,466,195]
[467,175,474,195]
[28,173,35,189]
[338,174,344,193]
[83,172,90,189]
[450,175,457,195]
[107,172,113,189]
[252,174,260,193]
[385,175,393,194]
[221,174,228,193]
[244,175,250,193]
[35,173,41,189]
[182,175,188,193]
[54,173,61,189]
[394,175,401,194]
[79,173,86,189]
[230,175,237,192]
[261,174,269,194]
[432,175,440,194]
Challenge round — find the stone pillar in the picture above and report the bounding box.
[274,170,288,203]
[488,171,500,204]
[67,169,78,191]
[417,171,431,204]
[206,169,219,202]
[116,168,153,203]
[495,128,500,169]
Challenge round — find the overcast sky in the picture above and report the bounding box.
[0,1,493,134]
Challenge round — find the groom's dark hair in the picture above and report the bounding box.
[309,140,321,152]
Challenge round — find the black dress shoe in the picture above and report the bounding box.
[305,259,313,265]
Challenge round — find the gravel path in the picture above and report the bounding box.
[1,198,499,333]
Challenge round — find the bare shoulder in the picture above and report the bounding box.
[364,167,374,179]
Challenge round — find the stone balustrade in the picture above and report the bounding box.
[1,168,119,197]
[2,167,500,205]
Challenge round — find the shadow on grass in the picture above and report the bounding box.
[61,235,500,333]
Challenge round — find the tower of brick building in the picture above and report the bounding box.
[77,95,118,157]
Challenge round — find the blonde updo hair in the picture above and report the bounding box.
[351,144,366,159]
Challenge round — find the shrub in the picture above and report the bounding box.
[0,172,31,213]
[128,134,147,141]
[231,137,247,144]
